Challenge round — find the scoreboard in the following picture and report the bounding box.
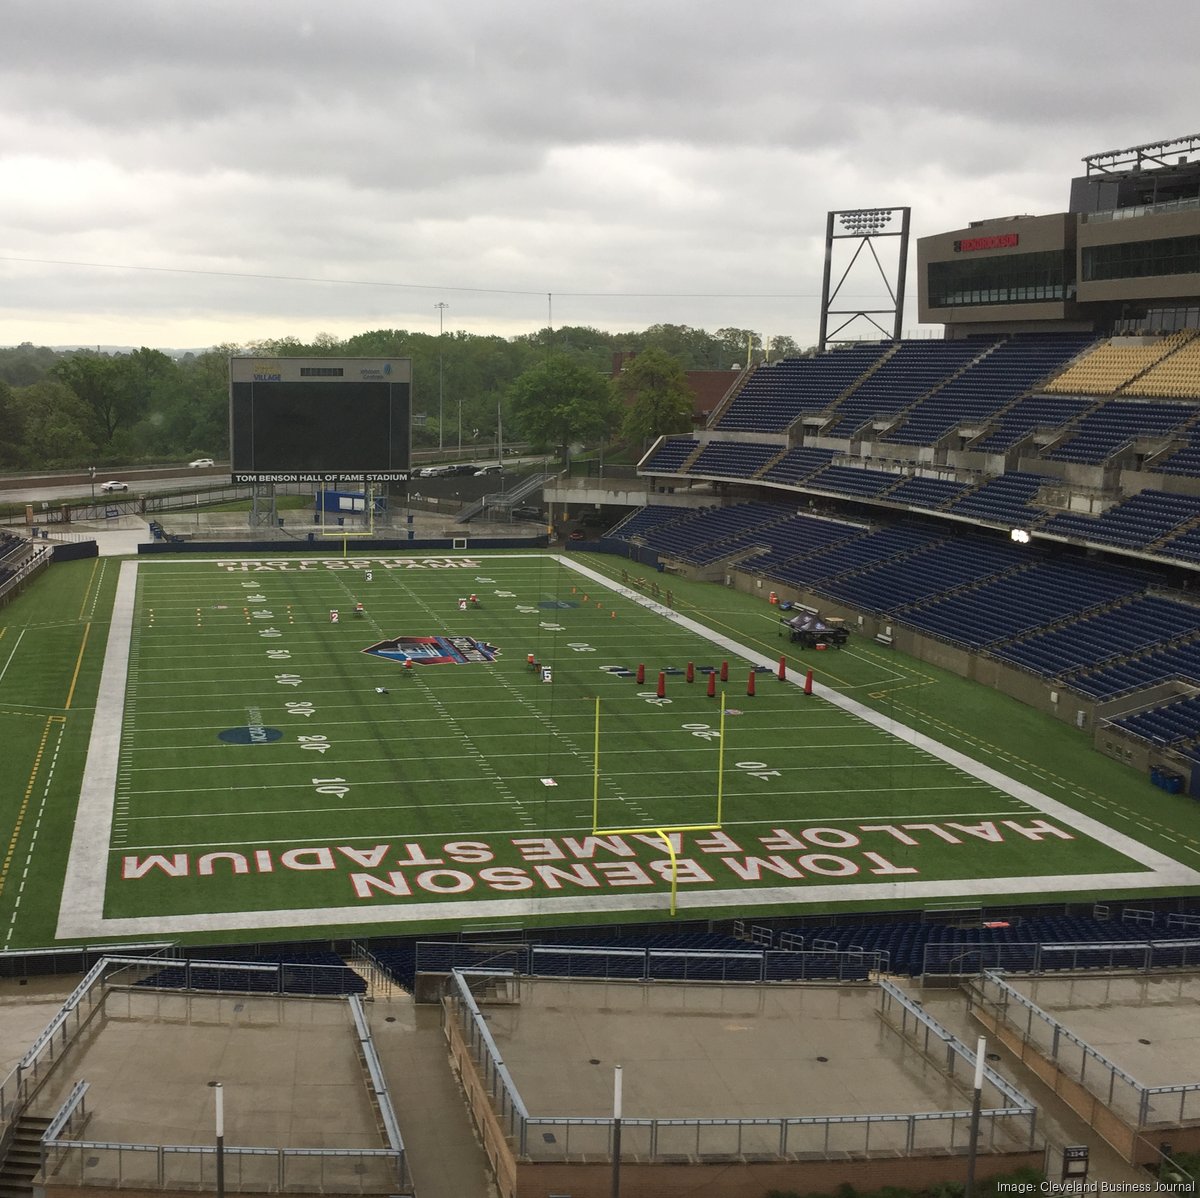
[229,357,411,482]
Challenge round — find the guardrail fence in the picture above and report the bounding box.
[446,969,1039,1165]
[972,969,1200,1128]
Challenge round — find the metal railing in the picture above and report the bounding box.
[127,957,367,997]
[416,940,882,984]
[0,956,120,1121]
[347,941,397,996]
[921,937,1200,977]
[1084,195,1200,222]
[348,995,409,1190]
[448,969,1038,1164]
[41,1138,404,1193]
[27,972,412,1194]
[446,970,530,1152]
[878,980,1035,1115]
[973,970,1200,1127]
[0,540,52,604]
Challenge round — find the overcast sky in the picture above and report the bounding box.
[2,0,1198,352]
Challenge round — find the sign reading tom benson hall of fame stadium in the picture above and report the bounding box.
[228,356,412,483]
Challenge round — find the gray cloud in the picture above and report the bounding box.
[2,0,1198,348]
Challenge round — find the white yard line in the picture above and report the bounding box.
[0,629,26,687]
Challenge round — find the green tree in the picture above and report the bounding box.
[0,380,25,467]
[176,348,235,457]
[614,348,694,447]
[639,323,725,368]
[715,327,761,368]
[110,348,179,458]
[12,380,96,465]
[768,334,804,360]
[0,343,60,388]
[52,352,158,447]
[507,355,620,467]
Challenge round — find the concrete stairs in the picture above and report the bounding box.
[0,1115,51,1198]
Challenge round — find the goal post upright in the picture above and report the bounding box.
[592,695,601,835]
[590,695,726,914]
[315,479,379,557]
[716,694,727,826]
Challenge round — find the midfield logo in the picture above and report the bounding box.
[362,635,500,666]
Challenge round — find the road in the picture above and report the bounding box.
[0,473,211,505]
[0,458,554,507]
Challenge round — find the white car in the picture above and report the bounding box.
[99,480,128,493]
[474,464,502,476]
[188,457,215,468]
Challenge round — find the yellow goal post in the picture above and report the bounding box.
[589,695,727,915]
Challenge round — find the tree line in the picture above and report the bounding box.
[0,325,808,471]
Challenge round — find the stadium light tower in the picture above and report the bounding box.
[435,302,448,451]
[818,206,911,351]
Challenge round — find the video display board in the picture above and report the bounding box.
[229,357,411,482]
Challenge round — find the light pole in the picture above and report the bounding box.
[435,302,448,451]
[212,1082,225,1198]
[965,1035,986,1198]
[89,466,96,505]
[611,1064,622,1198]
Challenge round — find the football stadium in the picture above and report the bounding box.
[4,135,1200,1196]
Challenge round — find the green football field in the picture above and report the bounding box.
[2,548,1200,949]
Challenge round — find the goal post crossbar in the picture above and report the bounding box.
[589,695,727,915]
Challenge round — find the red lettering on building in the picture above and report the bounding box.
[954,233,1020,253]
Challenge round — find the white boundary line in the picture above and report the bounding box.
[55,553,1200,938]
[58,560,136,934]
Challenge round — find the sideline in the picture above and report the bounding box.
[57,561,135,936]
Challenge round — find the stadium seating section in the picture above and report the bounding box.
[1044,399,1194,464]
[880,334,1097,446]
[605,495,1200,746]
[714,344,892,432]
[352,910,1200,993]
[0,532,35,589]
[822,339,987,437]
[623,332,1200,758]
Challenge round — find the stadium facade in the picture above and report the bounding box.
[918,133,1200,337]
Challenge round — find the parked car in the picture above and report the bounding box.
[99,480,128,493]
[188,457,215,468]
[474,464,502,476]
[443,464,479,477]
[510,507,544,522]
